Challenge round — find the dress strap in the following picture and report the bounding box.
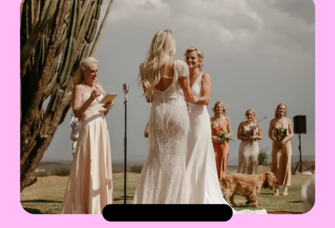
[196,72,204,85]
[81,85,87,93]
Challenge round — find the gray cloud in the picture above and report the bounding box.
[43,0,315,165]
[137,0,156,10]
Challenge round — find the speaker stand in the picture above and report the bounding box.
[292,133,314,175]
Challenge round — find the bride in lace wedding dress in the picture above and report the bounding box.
[132,30,198,204]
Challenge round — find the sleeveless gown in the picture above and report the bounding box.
[61,86,113,214]
[185,72,227,204]
[211,121,230,179]
[237,125,259,175]
[184,73,267,214]
[133,59,190,204]
[271,130,292,186]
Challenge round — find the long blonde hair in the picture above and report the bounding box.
[72,57,106,95]
[140,29,176,97]
[275,103,287,117]
[184,46,204,70]
[212,101,226,116]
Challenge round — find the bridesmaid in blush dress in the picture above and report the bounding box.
[61,57,114,214]
[210,102,232,179]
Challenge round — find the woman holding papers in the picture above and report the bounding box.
[61,57,114,214]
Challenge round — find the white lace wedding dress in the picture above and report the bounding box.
[132,59,190,204]
[184,72,267,214]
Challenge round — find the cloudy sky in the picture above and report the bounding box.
[42,0,315,165]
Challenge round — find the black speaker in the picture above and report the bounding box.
[293,115,306,134]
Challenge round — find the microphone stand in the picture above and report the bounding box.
[123,84,129,204]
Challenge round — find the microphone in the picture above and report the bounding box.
[122,83,129,204]
[123,83,129,101]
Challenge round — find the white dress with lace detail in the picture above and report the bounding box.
[133,59,190,204]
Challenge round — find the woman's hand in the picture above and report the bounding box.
[281,138,288,145]
[184,95,199,104]
[250,135,258,140]
[105,101,114,110]
[212,136,222,144]
[89,89,101,101]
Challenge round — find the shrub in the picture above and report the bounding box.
[51,166,71,176]
[258,148,269,166]
[33,170,51,177]
[129,165,143,173]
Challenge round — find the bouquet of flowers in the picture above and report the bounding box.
[249,116,267,145]
[217,131,237,143]
[273,127,288,149]
[249,123,257,145]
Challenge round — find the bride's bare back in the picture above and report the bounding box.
[154,58,175,91]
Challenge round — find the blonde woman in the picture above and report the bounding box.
[182,48,266,214]
[133,30,198,204]
[181,47,225,204]
[237,109,262,175]
[61,57,114,214]
[210,102,232,179]
[268,103,294,196]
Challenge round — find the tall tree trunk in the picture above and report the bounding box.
[20,0,114,192]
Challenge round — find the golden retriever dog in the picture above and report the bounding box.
[219,171,278,208]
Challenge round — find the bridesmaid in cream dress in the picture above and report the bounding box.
[61,57,114,214]
[237,109,262,175]
[268,103,294,196]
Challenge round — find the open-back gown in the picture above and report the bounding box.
[132,59,190,204]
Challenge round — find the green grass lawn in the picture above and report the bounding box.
[21,167,313,214]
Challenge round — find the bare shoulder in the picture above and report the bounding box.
[202,72,211,80]
[225,116,231,122]
[203,72,210,77]
[210,116,215,122]
[286,117,292,123]
[75,84,84,91]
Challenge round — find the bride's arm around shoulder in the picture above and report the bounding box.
[177,60,199,104]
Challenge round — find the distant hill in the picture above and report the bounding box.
[40,154,314,169]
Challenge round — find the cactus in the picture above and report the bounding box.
[20,0,116,192]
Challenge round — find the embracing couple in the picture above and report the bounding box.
[133,29,266,214]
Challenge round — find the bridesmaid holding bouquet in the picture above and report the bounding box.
[268,103,294,196]
[210,101,232,179]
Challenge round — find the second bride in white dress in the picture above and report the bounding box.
[183,47,267,214]
[184,47,225,204]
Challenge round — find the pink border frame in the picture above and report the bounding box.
[3,0,331,226]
